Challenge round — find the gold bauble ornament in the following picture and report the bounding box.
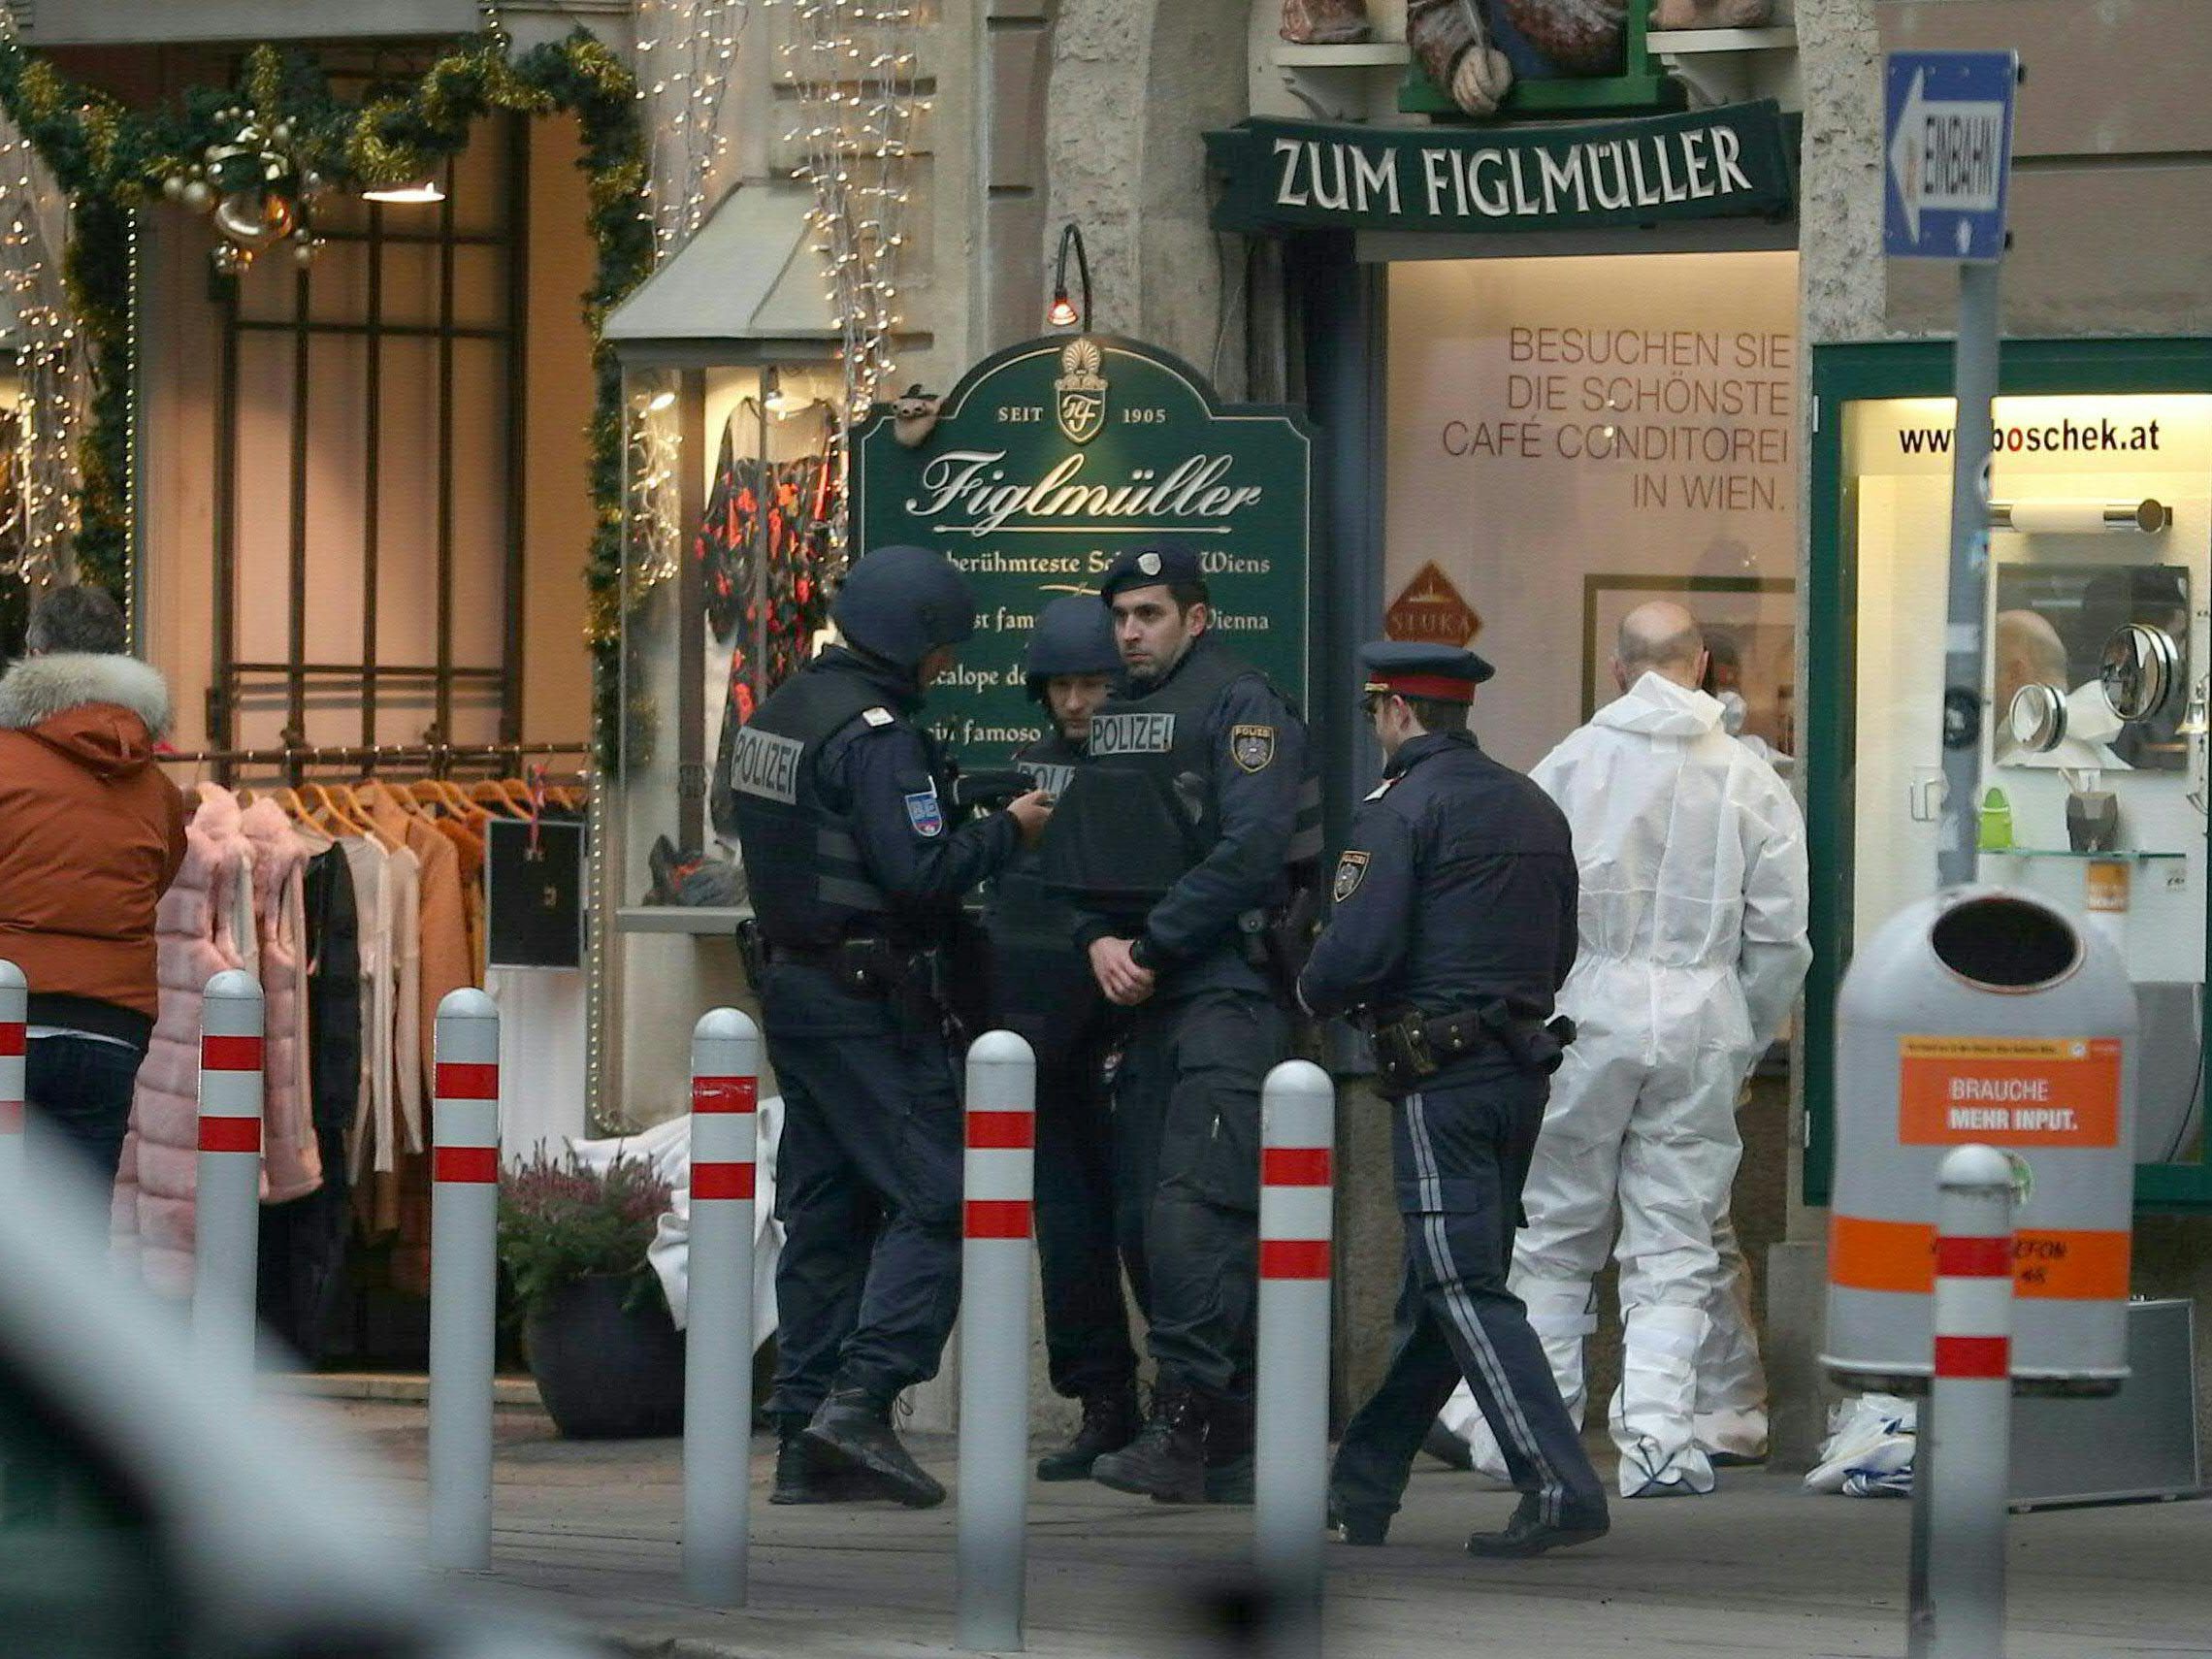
[211,241,253,277]
[180,179,214,211]
[212,189,295,250]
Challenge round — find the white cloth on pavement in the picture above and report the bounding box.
[1805,1393,1915,1497]
[1438,671,1811,1499]
[568,1094,785,1346]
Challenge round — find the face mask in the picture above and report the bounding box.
[1718,689,1749,735]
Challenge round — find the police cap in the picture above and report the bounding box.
[1024,593,1123,699]
[1099,540,1206,604]
[830,544,978,669]
[1359,639,1495,703]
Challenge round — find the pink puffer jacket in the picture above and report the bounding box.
[240,797,320,1202]
[113,788,253,1297]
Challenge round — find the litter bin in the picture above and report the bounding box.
[1824,887,2135,1394]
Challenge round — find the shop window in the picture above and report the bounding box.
[1808,341,2212,1209]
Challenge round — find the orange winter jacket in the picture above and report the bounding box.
[0,652,188,1039]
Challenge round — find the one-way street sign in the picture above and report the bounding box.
[1884,49,2020,262]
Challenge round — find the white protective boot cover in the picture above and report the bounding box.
[1693,1212,1769,1462]
[1612,1302,1715,1496]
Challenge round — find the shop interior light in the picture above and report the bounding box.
[645,388,678,413]
[1048,220,1091,333]
[764,367,814,418]
[362,177,446,206]
[2179,674,2210,738]
[1988,498,2171,535]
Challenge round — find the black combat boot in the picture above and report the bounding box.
[1326,1497,1389,1546]
[1090,1381,1207,1503]
[1189,1395,1253,1506]
[803,1388,946,1509]
[1465,1492,1610,1559]
[1035,1386,1142,1481]
[770,1411,884,1505]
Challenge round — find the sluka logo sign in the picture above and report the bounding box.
[1206,102,1796,236]
[852,335,1313,764]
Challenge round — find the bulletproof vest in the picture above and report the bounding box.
[985,731,1085,953]
[726,661,912,948]
[1042,636,1324,903]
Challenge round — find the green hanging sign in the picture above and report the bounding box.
[851,335,1315,766]
[1206,102,1796,237]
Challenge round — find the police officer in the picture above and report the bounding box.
[1305,642,1610,1558]
[984,595,1146,1480]
[1054,541,1322,1506]
[728,544,1052,1508]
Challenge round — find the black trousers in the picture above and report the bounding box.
[1116,987,1287,1403]
[760,962,963,1416]
[1330,1067,1608,1530]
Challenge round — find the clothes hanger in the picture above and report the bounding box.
[470,778,527,819]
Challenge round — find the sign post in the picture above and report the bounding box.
[851,336,1314,769]
[1883,49,2021,891]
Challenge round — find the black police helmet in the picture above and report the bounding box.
[831,544,979,670]
[1024,594,1123,701]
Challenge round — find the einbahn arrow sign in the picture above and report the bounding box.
[1883,50,2019,263]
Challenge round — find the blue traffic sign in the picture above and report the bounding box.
[1883,49,2020,262]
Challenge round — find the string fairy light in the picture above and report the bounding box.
[637,0,750,259]
[0,88,87,596]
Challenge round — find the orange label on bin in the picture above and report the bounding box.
[1829,1214,2131,1300]
[1898,1036,2121,1148]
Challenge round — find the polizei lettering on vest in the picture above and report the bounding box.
[730,726,804,804]
[906,450,1267,537]
[1088,712,1179,757]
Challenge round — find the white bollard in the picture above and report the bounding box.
[0,960,23,1185]
[957,1030,1037,1654]
[1921,1143,2016,1659]
[429,988,501,1572]
[193,970,265,1389]
[684,1007,762,1606]
[1255,1059,1335,1659]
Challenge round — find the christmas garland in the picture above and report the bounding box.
[0,29,651,763]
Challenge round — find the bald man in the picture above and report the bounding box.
[1443,602,1809,1498]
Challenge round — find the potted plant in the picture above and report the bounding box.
[497,1148,684,1439]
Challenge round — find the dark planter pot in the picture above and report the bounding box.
[522,1273,685,1439]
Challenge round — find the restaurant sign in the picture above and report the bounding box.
[1207,101,1796,237]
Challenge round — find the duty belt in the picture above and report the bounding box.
[742,924,964,1042]
[1368,1001,1578,1090]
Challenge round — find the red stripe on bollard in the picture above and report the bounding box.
[966,1110,1034,1150]
[434,1146,500,1185]
[435,1062,500,1100]
[197,1115,262,1154]
[693,1076,759,1114]
[1262,1147,1331,1187]
[201,1033,264,1071]
[1936,1235,2012,1278]
[0,1025,22,1057]
[693,1161,756,1201]
[965,1198,1032,1239]
[1259,1239,1332,1280]
[1935,1334,2011,1379]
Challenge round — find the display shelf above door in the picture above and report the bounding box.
[614,906,751,936]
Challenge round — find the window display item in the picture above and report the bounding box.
[2099,622,2180,724]
[1408,0,1514,116]
[1280,0,1371,46]
[2066,789,2120,855]
[2008,683,2068,755]
[1977,787,2013,852]
[486,818,586,970]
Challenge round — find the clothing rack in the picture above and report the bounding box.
[157,739,593,787]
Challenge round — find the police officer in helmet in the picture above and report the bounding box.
[1306,642,1609,1557]
[984,595,1148,1480]
[728,544,1052,1508]
[1050,541,1322,1505]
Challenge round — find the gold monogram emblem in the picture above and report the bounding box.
[1055,338,1107,445]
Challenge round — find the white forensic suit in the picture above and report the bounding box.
[1440,671,1810,1496]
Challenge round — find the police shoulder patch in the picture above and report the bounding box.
[904,787,945,837]
[862,706,895,728]
[1332,849,1371,903]
[1230,723,1277,774]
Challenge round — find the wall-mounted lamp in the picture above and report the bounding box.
[1988,498,2171,535]
[2179,673,2210,738]
[1048,221,1092,332]
[644,388,678,413]
[362,177,446,206]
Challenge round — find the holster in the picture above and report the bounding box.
[1366,1000,1578,1090]
[758,931,966,1044]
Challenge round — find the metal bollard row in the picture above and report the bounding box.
[194,970,265,1390]
[958,1031,1038,1653]
[1255,1060,1336,1659]
[685,1008,762,1607]
[0,960,23,1182]
[429,988,502,1573]
[1921,1144,2017,1659]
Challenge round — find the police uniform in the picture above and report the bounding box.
[728,544,1025,1509]
[982,595,1145,1479]
[1304,642,1610,1557]
[1049,542,1323,1505]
